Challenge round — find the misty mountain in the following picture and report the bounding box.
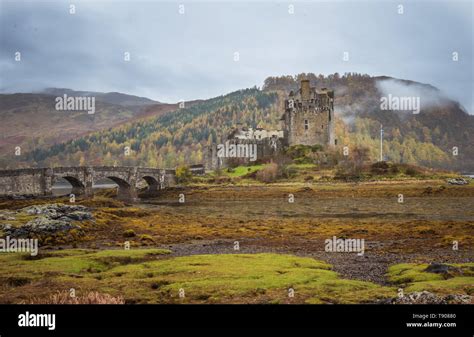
[2,73,473,171]
[264,73,474,170]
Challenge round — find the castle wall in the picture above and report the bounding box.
[205,138,283,170]
[286,109,331,146]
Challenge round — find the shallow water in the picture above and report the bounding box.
[52,183,118,196]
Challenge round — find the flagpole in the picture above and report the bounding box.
[380,124,384,162]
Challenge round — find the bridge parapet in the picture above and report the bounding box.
[0,166,176,200]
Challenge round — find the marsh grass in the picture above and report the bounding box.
[0,249,472,304]
[387,263,474,296]
[0,250,395,304]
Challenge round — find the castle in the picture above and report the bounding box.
[205,79,336,169]
[281,79,335,147]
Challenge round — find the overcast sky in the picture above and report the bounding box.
[0,0,472,113]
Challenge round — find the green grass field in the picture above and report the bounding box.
[0,249,472,304]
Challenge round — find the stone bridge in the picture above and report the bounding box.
[0,166,176,200]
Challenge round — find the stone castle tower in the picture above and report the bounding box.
[281,79,335,147]
[205,78,336,170]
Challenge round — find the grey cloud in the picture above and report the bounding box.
[0,1,472,112]
[376,79,448,110]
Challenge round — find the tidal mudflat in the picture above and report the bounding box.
[0,181,472,304]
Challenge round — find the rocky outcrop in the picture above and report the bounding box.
[3,217,81,237]
[0,203,93,243]
[0,212,16,221]
[384,291,471,304]
[22,204,92,218]
[424,263,463,278]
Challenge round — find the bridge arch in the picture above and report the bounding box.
[92,171,137,200]
[52,175,85,196]
[106,176,134,199]
[140,175,159,187]
[136,175,161,196]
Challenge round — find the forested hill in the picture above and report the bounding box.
[0,90,177,166]
[19,88,279,169]
[5,73,474,171]
[264,73,474,171]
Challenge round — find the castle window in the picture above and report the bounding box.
[304,120,309,130]
[321,124,324,129]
